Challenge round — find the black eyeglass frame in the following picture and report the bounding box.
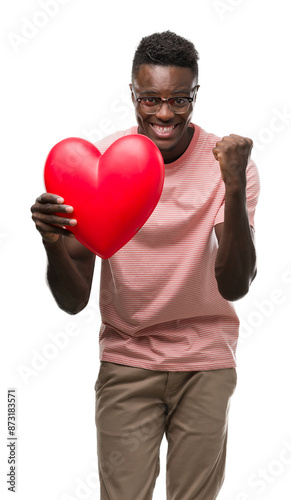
[131,85,200,115]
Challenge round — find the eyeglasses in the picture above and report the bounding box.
[132,86,199,114]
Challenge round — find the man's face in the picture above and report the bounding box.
[130,64,198,163]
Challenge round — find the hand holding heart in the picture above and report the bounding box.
[31,135,164,259]
[31,192,77,244]
[212,134,253,185]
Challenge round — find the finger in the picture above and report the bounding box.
[244,137,253,149]
[31,201,74,215]
[36,221,75,238]
[215,136,241,148]
[228,134,245,139]
[229,133,251,141]
[214,137,253,152]
[35,193,74,212]
[36,193,64,204]
[212,147,219,160]
[32,211,77,227]
[228,134,253,147]
[213,139,231,149]
[37,203,74,214]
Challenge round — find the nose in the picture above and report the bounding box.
[155,101,175,121]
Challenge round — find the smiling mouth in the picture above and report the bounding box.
[150,123,178,136]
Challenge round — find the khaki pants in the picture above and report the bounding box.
[95,361,237,500]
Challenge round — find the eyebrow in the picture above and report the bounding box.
[138,88,193,96]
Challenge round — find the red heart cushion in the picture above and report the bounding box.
[44,135,164,259]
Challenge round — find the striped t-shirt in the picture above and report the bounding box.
[95,123,260,371]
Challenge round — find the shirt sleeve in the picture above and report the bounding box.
[214,159,260,229]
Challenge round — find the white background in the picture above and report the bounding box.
[1,1,291,499]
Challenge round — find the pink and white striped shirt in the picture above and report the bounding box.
[95,123,260,371]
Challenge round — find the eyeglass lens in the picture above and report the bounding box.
[139,97,191,114]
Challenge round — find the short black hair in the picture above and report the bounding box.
[131,31,199,81]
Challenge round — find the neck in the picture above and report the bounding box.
[162,126,194,164]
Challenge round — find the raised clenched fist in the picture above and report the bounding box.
[212,134,253,185]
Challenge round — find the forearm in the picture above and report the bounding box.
[215,175,256,301]
[43,237,92,314]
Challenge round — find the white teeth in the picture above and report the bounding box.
[152,124,176,133]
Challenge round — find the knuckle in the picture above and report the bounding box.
[47,214,57,223]
[36,194,46,203]
[31,212,39,222]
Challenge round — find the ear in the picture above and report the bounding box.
[129,83,135,104]
[194,85,200,102]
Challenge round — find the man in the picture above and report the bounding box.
[31,31,259,500]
